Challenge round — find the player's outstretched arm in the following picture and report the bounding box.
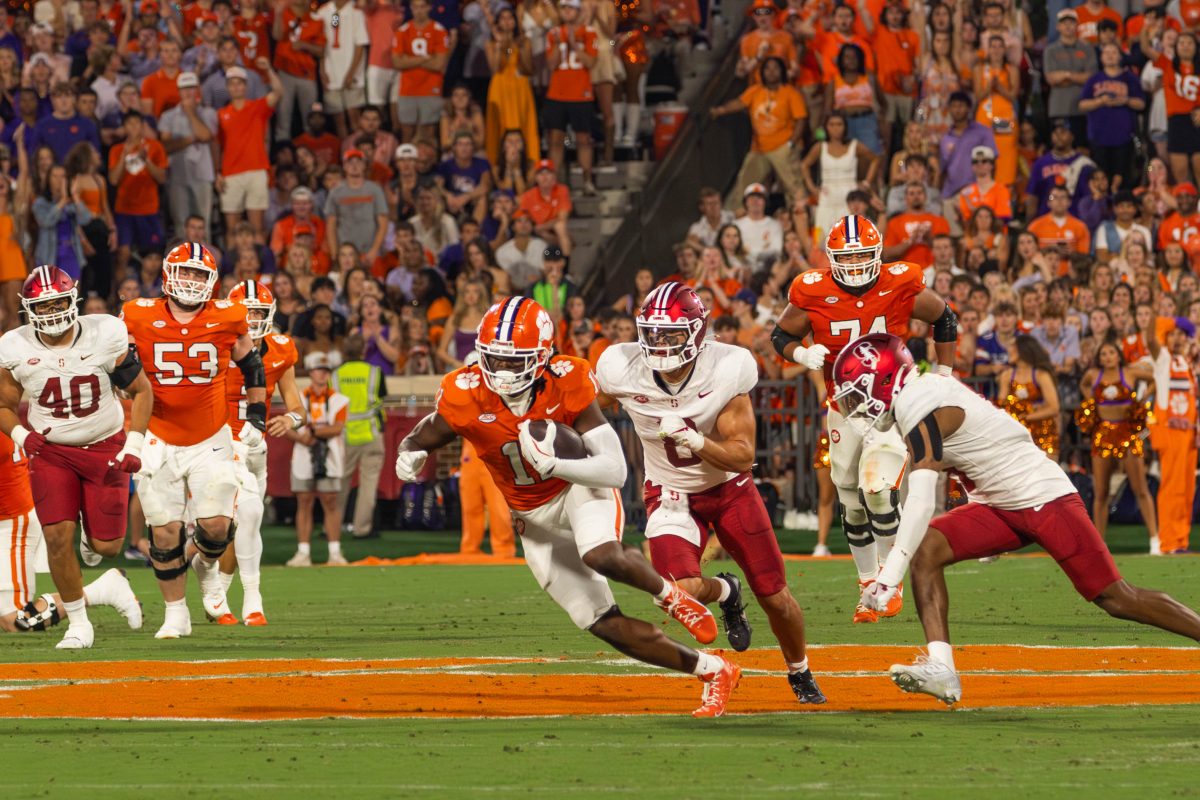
[519,402,628,488]
[109,346,153,472]
[914,289,957,376]
[395,411,457,481]
[0,367,24,442]
[660,394,755,474]
[865,406,965,611]
[266,366,307,437]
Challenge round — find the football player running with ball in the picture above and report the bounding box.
[396,297,742,718]
[0,266,150,648]
[122,244,268,639]
[834,333,1200,705]
[596,282,825,705]
[772,214,958,623]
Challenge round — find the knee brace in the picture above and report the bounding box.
[14,594,61,631]
[149,528,188,581]
[192,521,233,559]
[860,487,901,535]
[842,517,874,549]
[838,486,869,526]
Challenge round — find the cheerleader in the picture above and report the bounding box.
[997,335,1060,459]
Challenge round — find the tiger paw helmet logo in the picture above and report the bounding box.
[455,371,481,390]
[549,360,574,378]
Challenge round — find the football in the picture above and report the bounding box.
[527,419,587,459]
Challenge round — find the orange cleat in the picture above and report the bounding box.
[243,612,268,627]
[853,581,879,624]
[655,582,718,644]
[693,659,741,718]
[215,613,239,625]
[880,582,904,618]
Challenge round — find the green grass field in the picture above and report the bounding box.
[5,525,1200,799]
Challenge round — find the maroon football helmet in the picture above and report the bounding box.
[636,281,709,371]
[832,333,915,429]
[21,265,78,336]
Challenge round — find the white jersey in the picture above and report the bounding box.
[596,342,759,493]
[0,315,129,446]
[893,373,1076,510]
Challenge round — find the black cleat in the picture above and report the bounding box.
[788,669,827,704]
[716,572,752,652]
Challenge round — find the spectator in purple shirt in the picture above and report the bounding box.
[1024,121,1094,219]
[434,130,493,223]
[1078,42,1145,192]
[938,91,997,233]
[0,89,40,171]
[32,82,102,163]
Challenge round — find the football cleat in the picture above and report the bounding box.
[326,552,349,566]
[243,611,268,627]
[79,536,102,567]
[202,591,236,624]
[715,572,752,652]
[880,581,903,619]
[655,582,718,644]
[99,568,143,630]
[55,623,94,650]
[155,618,193,639]
[285,551,312,567]
[788,669,827,704]
[853,581,879,624]
[693,659,741,718]
[812,543,832,557]
[890,654,962,705]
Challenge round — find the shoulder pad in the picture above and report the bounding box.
[135,298,157,307]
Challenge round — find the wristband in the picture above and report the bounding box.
[286,411,304,430]
[10,424,28,449]
[123,430,145,456]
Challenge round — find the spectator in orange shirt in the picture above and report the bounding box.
[738,0,798,84]
[567,316,609,367]
[808,1,876,78]
[545,0,599,195]
[882,182,951,268]
[873,0,921,152]
[216,59,284,243]
[391,0,449,144]
[1158,183,1200,254]
[108,109,168,277]
[518,159,573,254]
[957,145,1013,224]
[1027,185,1091,275]
[272,0,327,141]
[710,56,807,205]
[271,185,328,259]
[139,37,183,117]
[1074,0,1123,44]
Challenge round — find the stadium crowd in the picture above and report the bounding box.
[0,0,1199,556]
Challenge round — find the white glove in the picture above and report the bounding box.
[395,448,428,481]
[238,421,266,454]
[658,415,704,454]
[861,580,898,612]
[794,343,830,371]
[517,420,558,478]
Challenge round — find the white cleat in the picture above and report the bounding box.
[79,537,102,567]
[326,552,348,566]
[1150,536,1162,556]
[202,592,236,624]
[812,543,832,557]
[99,568,143,629]
[285,551,311,567]
[155,606,193,639]
[56,623,95,649]
[890,655,962,705]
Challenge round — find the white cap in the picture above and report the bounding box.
[395,143,418,159]
[225,66,248,82]
[176,71,199,89]
[304,352,333,372]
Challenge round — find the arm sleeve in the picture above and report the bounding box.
[547,423,628,489]
[877,468,940,587]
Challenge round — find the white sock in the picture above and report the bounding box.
[328,541,342,557]
[787,658,809,675]
[62,597,89,627]
[164,597,188,624]
[82,572,113,606]
[297,542,311,555]
[716,577,732,603]
[241,574,263,614]
[654,579,671,601]
[613,100,626,141]
[849,543,879,584]
[874,533,897,565]
[692,651,724,677]
[219,571,234,592]
[928,641,955,671]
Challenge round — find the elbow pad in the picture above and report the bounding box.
[932,304,958,343]
[235,348,266,389]
[110,345,144,390]
[548,424,628,489]
[771,324,804,359]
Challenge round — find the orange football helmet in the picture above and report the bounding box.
[475,296,554,395]
[164,242,219,305]
[228,279,276,340]
[825,214,882,288]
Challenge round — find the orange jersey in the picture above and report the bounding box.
[1158,211,1200,250]
[0,432,33,518]
[275,9,327,78]
[224,333,299,440]
[233,13,273,74]
[873,26,920,95]
[1074,3,1123,43]
[787,261,926,393]
[1156,55,1200,117]
[739,30,798,84]
[546,25,598,102]
[122,297,250,446]
[436,356,597,512]
[392,20,450,97]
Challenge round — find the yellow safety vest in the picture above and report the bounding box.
[332,361,383,446]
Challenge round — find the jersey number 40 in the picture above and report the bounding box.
[38,375,101,419]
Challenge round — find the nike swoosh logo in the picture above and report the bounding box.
[271,360,285,368]
[546,404,561,414]
[699,390,713,398]
[878,289,893,296]
[80,354,93,360]
[736,477,750,487]
[206,322,219,328]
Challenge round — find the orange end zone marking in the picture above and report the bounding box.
[0,646,1195,721]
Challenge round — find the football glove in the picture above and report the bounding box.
[109,431,145,474]
[794,344,830,371]
[395,448,428,481]
[861,580,898,613]
[238,421,266,455]
[658,415,704,454]
[517,420,558,478]
[11,425,50,457]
